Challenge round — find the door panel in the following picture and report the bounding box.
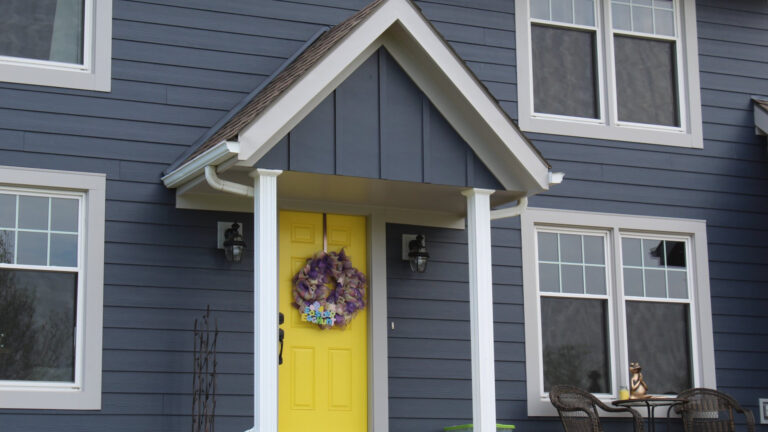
[278,211,368,431]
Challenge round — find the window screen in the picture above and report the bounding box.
[0,0,85,65]
[614,35,679,126]
[532,24,600,119]
[542,297,612,393]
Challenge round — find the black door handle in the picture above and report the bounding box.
[278,313,285,365]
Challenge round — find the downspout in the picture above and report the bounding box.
[204,165,254,197]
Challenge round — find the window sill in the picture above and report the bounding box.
[520,115,703,149]
[0,385,101,410]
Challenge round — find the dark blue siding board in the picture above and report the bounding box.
[115,1,324,41]
[380,48,424,182]
[0,129,23,150]
[0,109,206,145]
[113,60,270,92]
[256,136,290,170]
[289,95,336,173]
[130,0,355,26]
[113,20,305,59]
[165,87,247,110]
[23,133,183,164]
[0,79,169,104]
[335,53,381,178]
[425,102,467,186]
[416,2,514,31]
[431,21,516,49]
[113,40,289,75]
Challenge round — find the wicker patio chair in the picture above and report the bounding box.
[673,388,755,432]
[550,385,645,432]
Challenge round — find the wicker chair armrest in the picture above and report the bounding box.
[592,401,645,432]
[726,395,756,432]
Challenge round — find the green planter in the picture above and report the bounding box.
[444,424,516,431]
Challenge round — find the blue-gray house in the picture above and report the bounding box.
[0,0,765,431]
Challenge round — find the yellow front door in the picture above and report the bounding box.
[278,211,368,431]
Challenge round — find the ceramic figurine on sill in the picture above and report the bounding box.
[629,362,648,399]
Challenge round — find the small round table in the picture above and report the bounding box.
[613,397,687,432]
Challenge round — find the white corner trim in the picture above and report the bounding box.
[462,189,497,432]
[368,213,390,432]
[0,0,112,92]
[0,165,105,410]
[521,207,715,417]
[251,169,281,432]
[515,0,703,149]
[236,0,550,193]
[162,141,240,189]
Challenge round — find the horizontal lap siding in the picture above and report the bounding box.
[0,0,358,430]
[0,0,764,431]
[386,223,529,431]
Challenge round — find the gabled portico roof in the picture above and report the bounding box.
[163,0,553,196]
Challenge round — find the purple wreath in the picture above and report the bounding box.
[292,249,366,328]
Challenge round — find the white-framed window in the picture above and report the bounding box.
[515,0,703,148]
[0,165,105,410]
[0,0,112,92]
[521,208,716,416]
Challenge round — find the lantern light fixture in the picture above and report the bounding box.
[222,222,246,263]
[407,234,430,273]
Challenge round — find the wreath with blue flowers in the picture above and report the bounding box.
[292,249,366,329]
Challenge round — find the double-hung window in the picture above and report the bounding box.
[521,208,716,416]
[515,0,703,147]
[0,165,105,410]
[0,0,111,91]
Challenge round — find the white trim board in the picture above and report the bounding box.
[225,0,551,195]
[0,165,105,410]
[515,0,703,148]
[520,207,715,417]
[0,0,111,91]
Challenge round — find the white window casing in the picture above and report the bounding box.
[521,208,716,417]
[0,0,112,92]
[0,165,105,410]
[516,0,703,148]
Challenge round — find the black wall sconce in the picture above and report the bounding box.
[405,234,429,273]
[222,222,246,263]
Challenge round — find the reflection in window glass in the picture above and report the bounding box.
[18,196,49,230]
[542,297,611,393]
[626,301,692,394]
[537,231,607,295]
[0,269,77,382]
[622,237,689,299]
[0,0,85,65]
[0,194,15,228]
[0,230,14,264]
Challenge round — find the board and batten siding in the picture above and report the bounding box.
[256,48,503,189]
[0,0,764,431]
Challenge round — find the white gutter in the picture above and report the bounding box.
[204,166,254,197]
[162,141,240,189]
[489,171,563,220]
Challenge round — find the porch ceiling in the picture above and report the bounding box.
[175,169,520,223]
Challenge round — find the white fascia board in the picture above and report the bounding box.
[236,0,551,193]
[755,103,768,136]
[162,141,240,189]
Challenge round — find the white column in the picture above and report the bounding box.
[251,168,282,432]
[462,188,497,432]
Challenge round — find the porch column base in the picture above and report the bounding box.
[251,169,282,432]
[462,188,497,432]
